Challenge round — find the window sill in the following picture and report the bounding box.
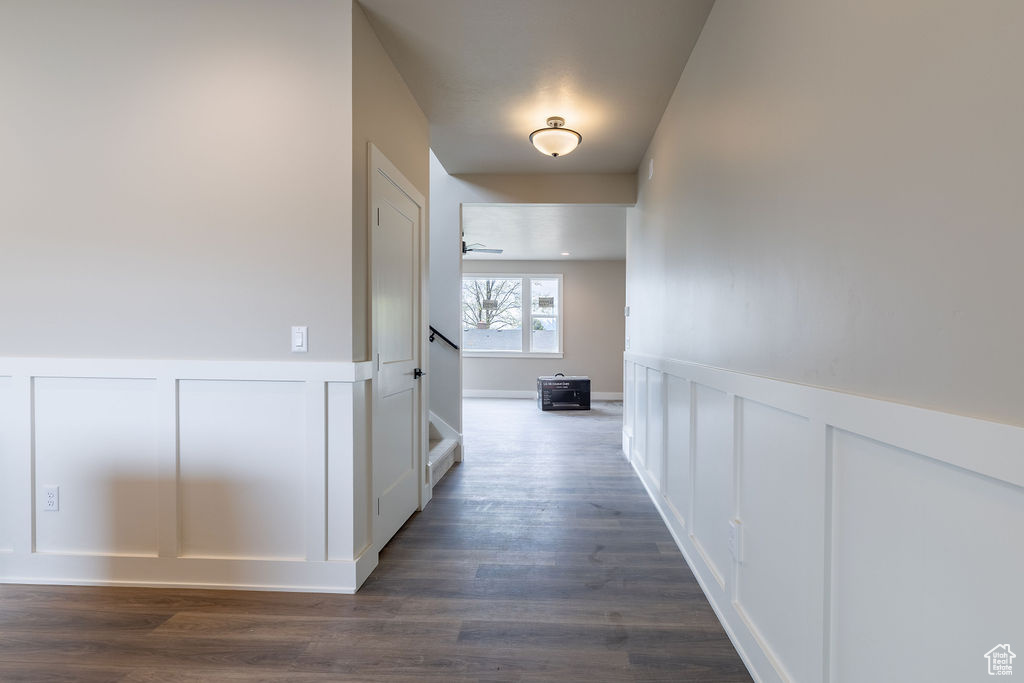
[463,351,564,359]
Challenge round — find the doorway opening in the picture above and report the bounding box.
[456,202,628,472]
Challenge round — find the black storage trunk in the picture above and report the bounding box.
[537,375,591,411]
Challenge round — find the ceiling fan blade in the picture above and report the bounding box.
[462,240,504,255]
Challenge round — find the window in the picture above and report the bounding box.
[462,274,562,356]
[461,277,523,352]
[529,277,559,352]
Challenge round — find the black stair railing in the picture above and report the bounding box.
[428,325,459,351]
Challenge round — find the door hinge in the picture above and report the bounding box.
[377,497,380,516]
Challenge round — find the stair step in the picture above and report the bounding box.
[427,411,461,487]
[428,437,458,467]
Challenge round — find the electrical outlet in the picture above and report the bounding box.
[43,485,59,512]
[728,519,742,562]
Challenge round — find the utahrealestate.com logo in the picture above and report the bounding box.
[985,644,1015,676]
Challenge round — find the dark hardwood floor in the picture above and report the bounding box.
[0,399,751,682]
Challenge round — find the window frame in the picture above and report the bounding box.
[461,273,563,358]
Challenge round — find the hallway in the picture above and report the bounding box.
[0,399,752,681]
[358,398,752,680]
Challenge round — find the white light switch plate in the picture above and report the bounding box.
[291,326,308,353]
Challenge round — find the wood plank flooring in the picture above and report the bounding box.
[0,398,752,682]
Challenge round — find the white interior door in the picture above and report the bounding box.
[371,145,424,551]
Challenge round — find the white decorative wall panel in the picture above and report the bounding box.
[622,352,1024,683]
[737,400,822,683]
[327,382,356,562]
[664,375,691,524]
[692,383,732,588]
[34,377,160,556]
[178,380,306,560]
[644,367,664,491]
[624,360,635,434]
[0,376,14,552]
[831,430,1024,683]
[327,381,373,570]
[632,366,647,466]
[0,358,374,593]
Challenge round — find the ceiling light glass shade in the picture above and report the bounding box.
[530,116,582,157]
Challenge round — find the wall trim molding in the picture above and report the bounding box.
[625,351,1023,487]
[463,389,622,401]
[0,357,374,383]
[0,356,375,594]
[0,554,371,595]
[623,351,1024,683]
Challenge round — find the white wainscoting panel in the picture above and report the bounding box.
[0,376,15,552]
[351,382,372,568]
[644,367,665,492]
[326,381,374,584]
[736,400,823,683]
[178,380,307,560]
[0,357,374,594]
[34,377,160,557]
[623,351,1024,683]
[830,430,1024,683]
[327,382,356,562]
[691,383,732,591]
[664,374,691,526]
[632,367,648,467]
[623,359,635,441]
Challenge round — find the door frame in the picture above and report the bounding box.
[368,143,431,546]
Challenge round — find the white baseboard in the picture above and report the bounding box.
[463,389,623,400]
[0,551,379,594]
[622,351,1024,683]
[463,389,535,399]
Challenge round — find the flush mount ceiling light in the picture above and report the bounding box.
[530,116,582,158]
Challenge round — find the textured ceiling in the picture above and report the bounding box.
[359,0,714,174]
[462,204,626,261]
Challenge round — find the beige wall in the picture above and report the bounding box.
[463,260,625,395]
[352,4,429,362]
[628,0,1024,426]
[0,0,355,361]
